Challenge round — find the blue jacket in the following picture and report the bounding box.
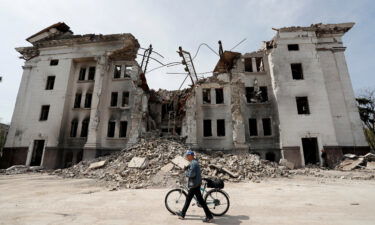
[185,159,202,188]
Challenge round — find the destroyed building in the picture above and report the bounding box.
[1,22,370,169]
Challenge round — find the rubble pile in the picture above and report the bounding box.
[0,165,44,175]
[53,136,288,189]
[336,153,375,171]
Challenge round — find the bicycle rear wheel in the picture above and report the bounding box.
[165,188,187,214]
[204,189,230,216]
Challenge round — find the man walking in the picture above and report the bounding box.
[176,150,214,223]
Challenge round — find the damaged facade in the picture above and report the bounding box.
[1,22,369,169]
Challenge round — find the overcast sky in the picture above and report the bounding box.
[0,0,374,124]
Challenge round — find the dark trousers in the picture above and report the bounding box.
[181,186,213,219]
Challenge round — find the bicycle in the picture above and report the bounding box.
[164,176,230,216]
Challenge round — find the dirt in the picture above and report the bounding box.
[1,172,375,225]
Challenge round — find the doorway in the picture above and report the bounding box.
[302,138,320,165]
[30,140,45,166]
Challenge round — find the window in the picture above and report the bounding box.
[249,118,258,136]
[255,57,264,72]
[50,59,59,66]
[39,105,50,121]
[124,66,132,78]
[215,88,224,104]
[114,65,121,78]
[288,44,299,51]
[262,118,272,136]
[79,68,86,81]
[259,86,268,102]
[203,120,212,137]
[217,119,225,136]
[45,76,55,90]
[296,97,310,114]
[84,93,92,108]
[80,118,89,137]
[111,92,118,107]
[291,63,303,80]
[202,89,211,104]
[246,87,268,103]
[122,92,129,107]
[244,58,253,72]
[119,121,128,138]
[88,67,96,80]
[70,119,78,137]
[74,93,82,108]
[246,87,255,103]
[107,121,116,137]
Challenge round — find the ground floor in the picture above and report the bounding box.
[1,173,374,225]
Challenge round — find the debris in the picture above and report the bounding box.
[160,163,174,173]
[88,160,106,170]
[366,161,375,170]
[343,154,358,160]
[364,153,375,162]
[209,164,239,178]
[171,156,189,169]
[128,157,148,169]
[337,158,365,171]
[279,159,295,170]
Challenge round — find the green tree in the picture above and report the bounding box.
[356,89,375,150]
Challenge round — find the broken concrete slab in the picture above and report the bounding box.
[160,163,174,173]
[339,158,365,171]
[128,157,148,169]
[366,161,375,170]
[171,156,189,169]
[88,160,106,170]
[364,153,375,162]
[279,159,295,170]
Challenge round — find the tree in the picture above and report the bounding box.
[356,88,375,150]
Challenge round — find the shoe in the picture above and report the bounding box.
[175,211,184,220]
[202,217,214,223]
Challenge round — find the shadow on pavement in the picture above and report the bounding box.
[183,215,250,224]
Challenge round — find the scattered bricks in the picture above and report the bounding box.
[171,156,189,169]
[160,163,174,173]
[128,157,148,169]
[88,160,106,170]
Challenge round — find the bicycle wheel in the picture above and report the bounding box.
[204,189,230,216]
[165,188,187,214]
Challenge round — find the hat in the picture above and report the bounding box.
[185,150,195,156]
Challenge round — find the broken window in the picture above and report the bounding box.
[114,65,121,79]
[217,119,225,136]
[39,105,50,121]
[249,118,258,136]
[88,66,96,80]
[111,92,118,107]
[244,58,253,72]
[246,87,268,103]
[215,88,224,104]
[288,44,299,51]
[202,89,211,104]
[203,120,212,137]
[262,118,272,136]
[296,96,310,114]
[78,68,86,81]
[122,92,130,107]
[259,86,268,102]
[291,63,303,80]
[70,119,78,137]
[45,76,55,90]
[107,121,116,138]
[80,118,89,137]
[50,59,59,66]
[255,57,264,72]
[119,121,128,138]
[84,93,92,108]
[74,93,82,108]
[124,66,132,78]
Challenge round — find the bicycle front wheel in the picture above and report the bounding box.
[165,188,187,215]
[204,189,230,216]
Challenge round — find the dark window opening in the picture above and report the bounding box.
[296,97,310,114]
[203,120,212,137]
[291,63,303,80]
[70,119,78,137]
[50,59,59,66]
[114,65,121,78]
[302,138,319,165]
[80,118,89,137]
[124,66,132,78]
[202,89,211,104]
[266,152,276,162]
[78,68,86,81]
[217,119,225,136]
[30,140,45,166]
[259,86,268,102]
[84,93,92,108]
[162,103,174,119]
[107,121,116,137]
[175,127,182,135]
[39,105,50,121]
[246,87,268,103]
[249,118,258,136]
[288,44,299,51]
[255,57,264,72]
[262,118,272,136]
[246,87,255,103]
[122,92,129,107]
[74,93,82,108]
[244,58,253,72]
[119,121,128,138]
[111,92,118,107]
[45,76,55,90]
[88,67,96,80]
[215,88,224,104]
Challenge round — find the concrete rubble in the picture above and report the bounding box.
[336,153,375,171]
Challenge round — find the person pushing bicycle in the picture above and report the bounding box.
[176,150,214,223]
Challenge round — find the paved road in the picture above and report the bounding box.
[1,174,375,225]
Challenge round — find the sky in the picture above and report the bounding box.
[0,0,374,124]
